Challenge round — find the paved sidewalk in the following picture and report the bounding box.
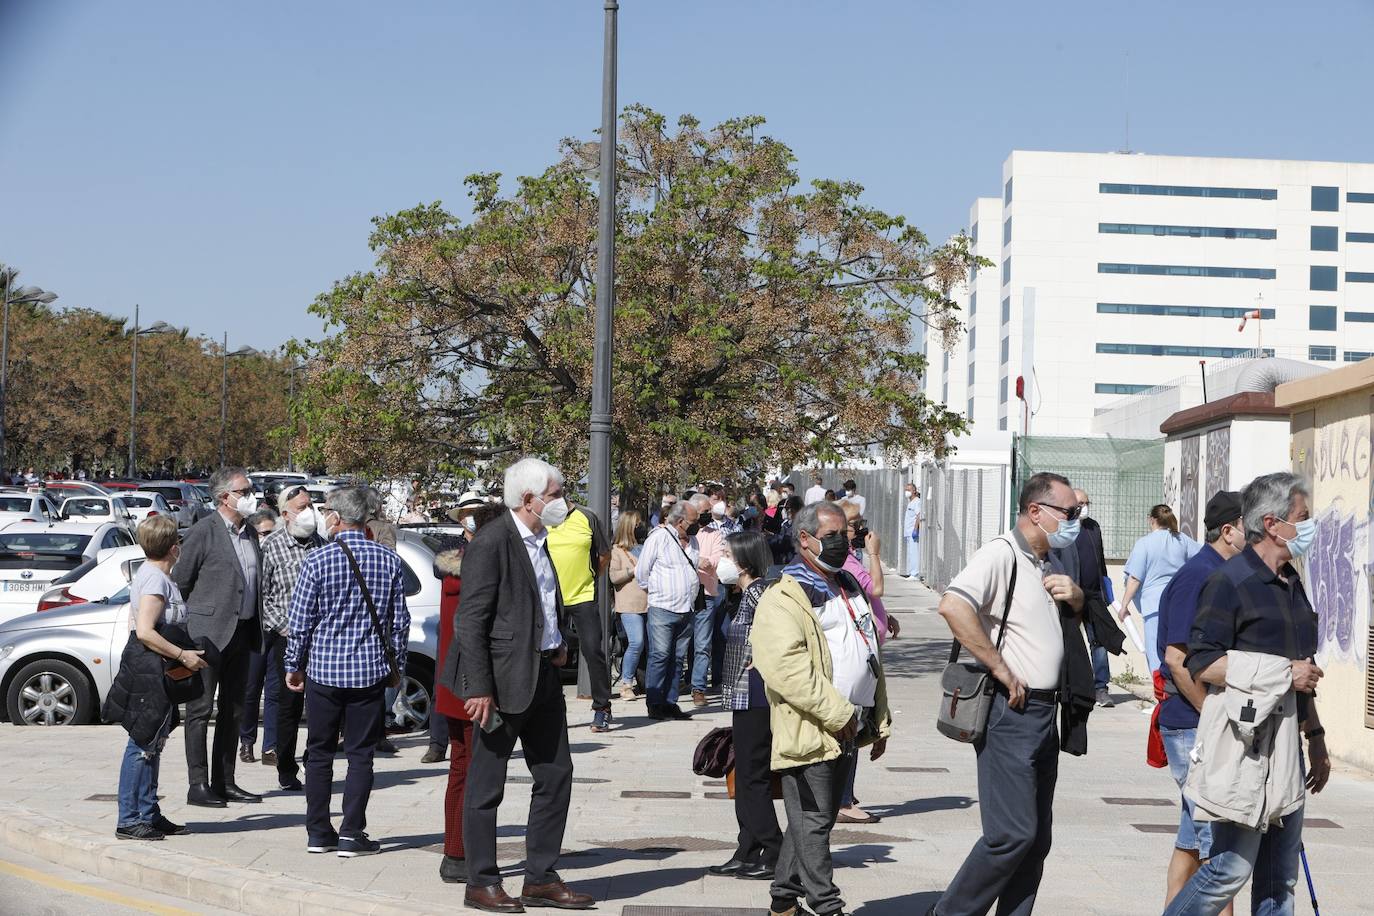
[2,574,1370,914]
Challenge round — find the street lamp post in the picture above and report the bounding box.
[581,0,619,700]
[219,339,259,467]
[128,316,178,479]
[0,266,58,474]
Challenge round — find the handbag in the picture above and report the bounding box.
[936,540,1018,744]
[692,726,735,778]
[337,540,404,689]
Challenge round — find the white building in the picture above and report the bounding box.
[925,150,1374,437]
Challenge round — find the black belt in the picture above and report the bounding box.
[996,683,1060,704]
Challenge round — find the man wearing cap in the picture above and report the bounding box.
[1153,490,1245,910]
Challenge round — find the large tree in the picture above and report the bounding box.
[300,107,975,488]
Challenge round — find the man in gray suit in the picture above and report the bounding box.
[174,466,265,807]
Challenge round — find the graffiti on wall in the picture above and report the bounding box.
[1313,418,1371,484]
[1206,427,1231,502]
[1307,500,1365,663]
[1180,435,1200,540]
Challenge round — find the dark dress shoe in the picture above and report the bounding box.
[186,784,227,808]
[463,883,525,913]
[420,745,446,764]
[376,737,399,755]
[661,704,691,720]
[278,777,304,791]
[220,784,262,803]
[736,861,776,881]
[261,749,278,766]
[707,858,747,876]
[519,880,594,909]
[239,741,256,763]
[439,854,467,884]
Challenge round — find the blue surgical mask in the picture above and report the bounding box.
[1279,517,1316,558]
[1040,516,1080,549]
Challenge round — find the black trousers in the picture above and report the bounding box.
[303,677,385,841]
[568,600,611,712]
[463,658,573,888]
[184,618,254,790]
[732,706,783,865]
[268,630,306,783]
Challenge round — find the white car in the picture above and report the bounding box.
[0,490,63,528]
[0,522,136,625]
[117,491,175,528]
[58,496,137,534]
[36,545,145,613]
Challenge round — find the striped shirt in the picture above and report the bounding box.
[259,526,324,634]
[284,530,410,688]
[635,524,700,614]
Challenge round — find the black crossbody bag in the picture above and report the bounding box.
[337,540,403,689]
[936,540,1017,744]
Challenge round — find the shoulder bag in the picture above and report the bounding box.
[337,540,403,689]
[936,539,1018,744]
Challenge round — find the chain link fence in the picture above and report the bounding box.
[1012,435,1164,560]
[784,466,916,571]
[919,464,1010,593]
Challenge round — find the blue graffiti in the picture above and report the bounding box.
[1308,509,1355,658]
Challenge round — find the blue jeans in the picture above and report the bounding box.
[1159,726,1211,857]
[645,606,692,708]
[690,599,715,693]
[240,629,281,750]
[1162,805,1304,916]
[618,613,646,686]
[117,719,170,827]
[1084,622,1110,691]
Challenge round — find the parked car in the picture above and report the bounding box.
[36,545,145,612]
[0,522,135,625]
[117,491,175,528]
[136,480,210,528]
[41,481,111,504]
[58,495,137,534]
[0,490,63,527]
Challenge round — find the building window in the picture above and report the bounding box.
[1003,217,1012,246]
[1310,345,1337,361]
[967,363,975,385]
[1001,297,1011,324]
[971,222,979,244]
[969,327,976,351]
[1097,343,1273,358]
[1311,266,1338,291]
[1310,305,1337,331]
[1004,178,1013,205]
[1099,183,1277,200]
[967,397,975,417]
[1311,226,1339,251]
[1002,257,1012,286]
[1348,232,1374,243]
[1097,303,1275,319]
[1098,223,1276,240]
[1348,272,1374,283]
[998,417,1008,431]
[1312,186,1340,211]
[1000,337,1010,364]
[1098,263,1276,280]
[1345,351,1374,362]
[1095,383,1152,395]
[1349,192,1374,204]
[999,376,1008,403]
[1346,311,1374,323]
[970,291,977,317]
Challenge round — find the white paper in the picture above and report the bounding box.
[1123,616,1146,654]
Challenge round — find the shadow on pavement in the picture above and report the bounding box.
[866,795,975,819]
[853,889,942,915]
[185,812,304,834]
[877,637,954,679]
[834,843,896,869]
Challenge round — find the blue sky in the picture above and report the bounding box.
[3,0,1372,351]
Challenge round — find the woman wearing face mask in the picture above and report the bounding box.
[1119,504,1201,674]
[709,531,783,881]
[608,511,649,700]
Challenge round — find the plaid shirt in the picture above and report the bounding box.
[259,526,324,634]
[284,530,410,688]
[722,580,768,710]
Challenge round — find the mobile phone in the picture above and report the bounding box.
[481,709,505,734]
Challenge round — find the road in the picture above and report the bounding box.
[0,846,234,916]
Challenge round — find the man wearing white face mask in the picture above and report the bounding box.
[173,467,266,808]
[259,484,326,790]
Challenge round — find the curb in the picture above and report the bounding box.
[0,806,442,916]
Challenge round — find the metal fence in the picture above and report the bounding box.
[1012,435,1164,560]
[919,464,1010,593]
[784,465,915,571]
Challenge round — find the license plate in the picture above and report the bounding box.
[2,582,47,592]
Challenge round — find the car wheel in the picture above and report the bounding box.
[389,657,434,733]
[5,659,95,726]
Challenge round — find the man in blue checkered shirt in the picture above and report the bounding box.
[285,485,410,858]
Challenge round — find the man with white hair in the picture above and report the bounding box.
[637,498,704,720]
[688,493,725,705]
[443,457,593,911]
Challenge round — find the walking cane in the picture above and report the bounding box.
[1299,844,1319,915]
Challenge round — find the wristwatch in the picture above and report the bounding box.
[1305,727,1326,741]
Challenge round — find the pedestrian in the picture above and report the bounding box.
[751,501,891,916]
[258,483,326,790]
[284,485,411,858]
[174,466,265,808]
[1074,488,1114,706]
[637,499,703,721]
[803,471,827,505]
[608,510,649,700]
[238,508,280,765]
[545,494,614,732]
[433,500,505,886]
[1163,473,1330,916]
[364,497,402,756]
[444,457,593,911]
[650,492,677,529]
[708,529,783,882]
[1118,504,1201,673]
[1154,491,1245,914]
[769,495,803,567]
[930,472,1085,916]
[902,483,922,580]
[108,516,205,840]
[841,479,865,517]
[689,493,726,705]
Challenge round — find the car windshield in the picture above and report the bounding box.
[122,496,153,508]
[0,497,34,512]
[63,498,109,517]
[0,532,92,553]
[145,487,183,502]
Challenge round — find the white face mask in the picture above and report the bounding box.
[716,555,741,585]
[462,515,477,534]
[287,506,317,538]
[711,501,726,518]
[537,496,569,528]
[318,508,339,541]
[234,493,258,516]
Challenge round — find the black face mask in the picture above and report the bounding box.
[685,521,702,537]
[811,531,850,570]
[633,524,648,542]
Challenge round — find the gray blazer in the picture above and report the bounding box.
[172,511,264,653]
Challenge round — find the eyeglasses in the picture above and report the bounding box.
[1036,502,1083,521]
[228,487,253,497]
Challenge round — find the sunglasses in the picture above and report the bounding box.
[1036,502,1083,521]
[283,485,308,503]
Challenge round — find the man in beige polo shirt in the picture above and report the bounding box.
[928,472,1084,916]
